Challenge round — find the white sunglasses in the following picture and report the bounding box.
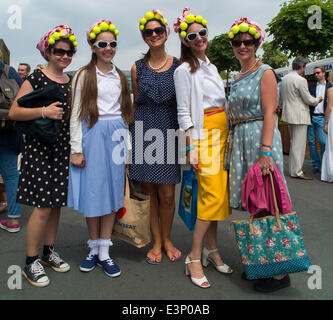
[186,28,208,41]
[93,40,117,49]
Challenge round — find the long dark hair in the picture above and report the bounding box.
[72,52,133,129]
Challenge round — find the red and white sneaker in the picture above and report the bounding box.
[0,220,21,233]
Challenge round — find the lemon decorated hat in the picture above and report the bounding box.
[228,17,265,46]
[36,25,77,61]
[174,7,208,47]
[86,19,119,45]
[139,9,170,39]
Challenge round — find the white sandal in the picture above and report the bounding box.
[202,247,233,274]
[185,255,210,289]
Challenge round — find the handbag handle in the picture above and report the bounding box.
[249,172,282,235]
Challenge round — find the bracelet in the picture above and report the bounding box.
[180,145,195,152]
[260,150,272,157]
[41,107,46,119]
[261,144,272,149]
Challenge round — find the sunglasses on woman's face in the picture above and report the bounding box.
[231,39,257,47]
[186,28,208,41]
[143,27,165,38]
[52,48,74,57]
[93,40,117,49]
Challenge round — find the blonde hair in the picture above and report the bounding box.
[328,70,333,85]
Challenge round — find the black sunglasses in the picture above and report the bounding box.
[231,39,258,47]
[186,28,208,41]
[314,71,322,75]
[52,48,74,57]
[93,40,117,49]
[143,27,165,38]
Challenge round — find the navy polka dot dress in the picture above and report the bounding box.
[129,57,181,184]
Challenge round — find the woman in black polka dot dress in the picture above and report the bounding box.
[9,25,76,287]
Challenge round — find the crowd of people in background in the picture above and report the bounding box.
[0,7,332,295]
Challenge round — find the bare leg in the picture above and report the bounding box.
[44,208,61,246]
[100,212,116,239]
[158,184,181,261]
[205,221,224,266]
[86,217,101,240]
[187,219,211,285]
[26,207,52,257]
[142,182,162,262]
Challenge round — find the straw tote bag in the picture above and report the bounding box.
[231,173,311,280]
[112,171,151,248]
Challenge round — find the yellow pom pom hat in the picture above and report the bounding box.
[36,25,77,61]
[174,8,208,47]
[139,9,170,39]
[86,19,119,44]
[228,17,265,46]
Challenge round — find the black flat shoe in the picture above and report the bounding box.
[254,275,290,293]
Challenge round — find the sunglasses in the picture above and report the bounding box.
[52,48,74,57]
[314,71,323,75]
[93,40,117,49]
[143,27,165,38]
[231,39,258,47]
[186,28,208,41]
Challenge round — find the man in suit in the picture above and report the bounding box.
[280,56,322,180]
[307,66,332,173]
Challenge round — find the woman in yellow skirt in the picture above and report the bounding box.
[174,8,233,289]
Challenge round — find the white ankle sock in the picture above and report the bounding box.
[87,239,99,256]
[98,239,113,261]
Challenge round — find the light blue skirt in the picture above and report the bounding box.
[67,116,128,218]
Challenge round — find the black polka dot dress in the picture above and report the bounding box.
[17,70,71,208]
[129,57,181,184]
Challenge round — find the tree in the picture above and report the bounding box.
[260,42,289,69]
[208,33,240,87]
[266,0,333,60]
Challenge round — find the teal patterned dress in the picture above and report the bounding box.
[228,65,286,208]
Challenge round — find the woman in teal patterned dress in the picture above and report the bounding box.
[227,17,290,293]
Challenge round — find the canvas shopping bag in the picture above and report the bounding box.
[231,173,311,280]
[178,167,198,232]
[112,171,151,248]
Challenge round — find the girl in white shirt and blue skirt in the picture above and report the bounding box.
[68,20,133,278]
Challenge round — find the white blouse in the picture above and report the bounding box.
[201,59,226,110]
[173,56,226,140]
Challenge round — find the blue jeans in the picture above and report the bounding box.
[0,146,21,218]
[307,116,327,169]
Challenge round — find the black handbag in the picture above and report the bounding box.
[15,84,65,144]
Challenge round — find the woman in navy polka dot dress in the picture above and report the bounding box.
[129,10,181,264]
[9,26,75,287]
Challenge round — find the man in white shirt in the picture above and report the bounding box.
[307,67,332,173]
[280,57,322,180]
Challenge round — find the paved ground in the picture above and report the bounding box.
[0,155,332,301]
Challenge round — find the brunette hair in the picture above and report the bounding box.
[179,42,209,74]
[72,52,133,129]
[314,66,326,74]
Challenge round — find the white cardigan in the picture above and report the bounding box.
[173,58,226,140]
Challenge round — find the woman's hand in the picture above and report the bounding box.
[70,153,85,168]
[187,148,199,170]
[323,123,328,134]
[44,102,63,120]
[258,154,273,176]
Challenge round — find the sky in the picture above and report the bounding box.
[0,0,287,72]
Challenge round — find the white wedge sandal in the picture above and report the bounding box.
[185,255,210,289]
[202,247,233,274]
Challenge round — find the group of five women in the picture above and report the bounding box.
[8,8,290,293]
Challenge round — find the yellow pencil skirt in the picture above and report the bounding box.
[193,110,231,221]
